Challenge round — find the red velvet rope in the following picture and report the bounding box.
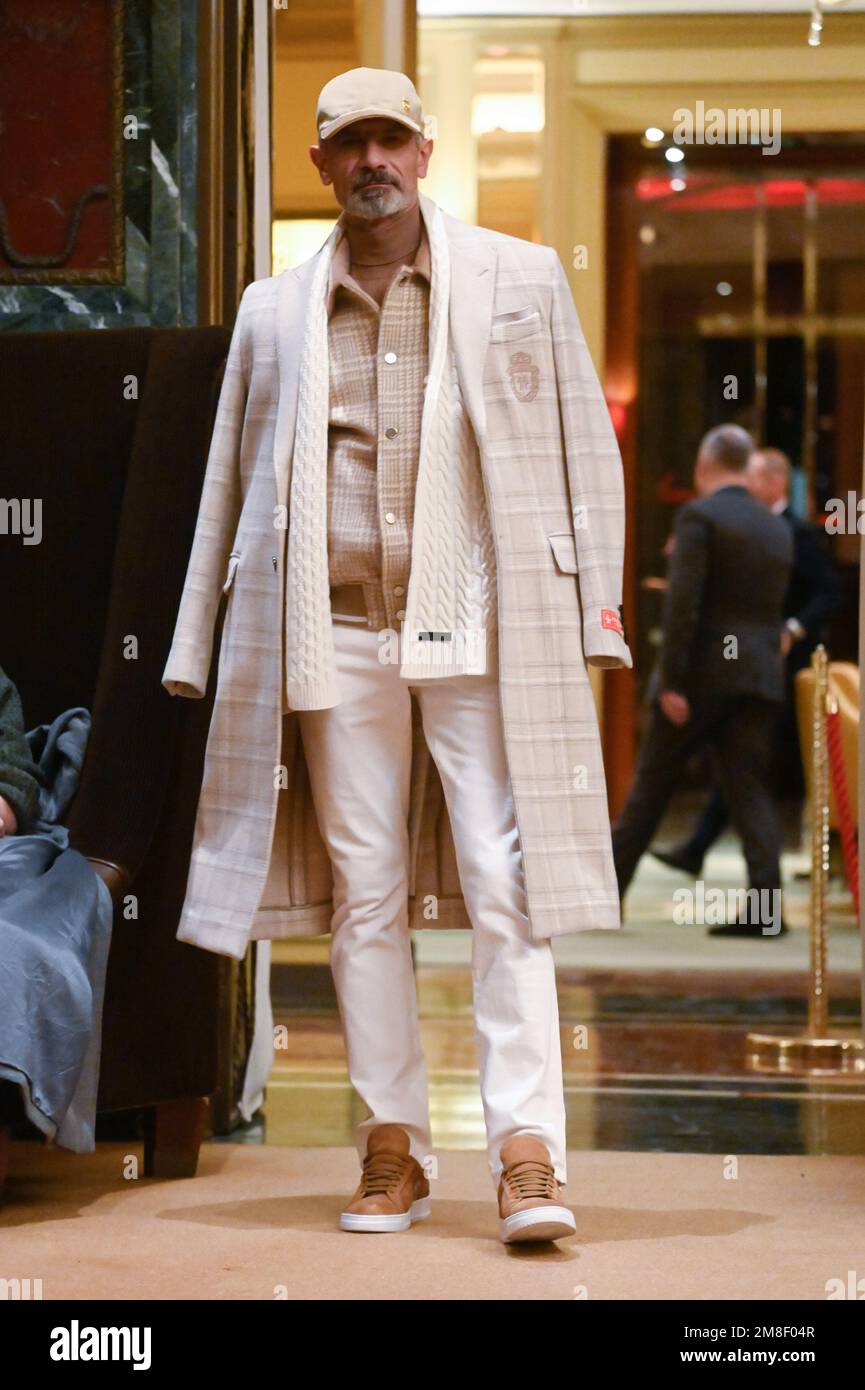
[825,706,860,915]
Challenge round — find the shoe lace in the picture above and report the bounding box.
[504,1159,557,1200]
[359,1151,410,1197]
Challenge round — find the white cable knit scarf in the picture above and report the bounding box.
[284,196,497,711]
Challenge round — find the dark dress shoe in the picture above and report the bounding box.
[707,918,790,938]
[650,845,704,877]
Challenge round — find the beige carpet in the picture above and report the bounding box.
[2,1141,863,1300]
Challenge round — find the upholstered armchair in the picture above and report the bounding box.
[0,322,244,1188]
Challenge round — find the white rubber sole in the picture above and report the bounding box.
[339,1195,431,1233]
[499,1205,577,1244]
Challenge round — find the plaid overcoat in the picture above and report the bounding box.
[162,191,632,961]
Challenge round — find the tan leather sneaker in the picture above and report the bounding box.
[339,1124,431,1233]
[497,1135,576,1243]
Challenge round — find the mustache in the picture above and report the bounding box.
[354,174,399,190]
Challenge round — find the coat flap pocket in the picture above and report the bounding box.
[222,552,241,594]
[548,532,578,574]
[489,308,541,343]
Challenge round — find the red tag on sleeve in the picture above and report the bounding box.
[601,608,624,636]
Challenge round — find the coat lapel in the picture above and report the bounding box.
[273,256,320,513]
[424,195,496,447]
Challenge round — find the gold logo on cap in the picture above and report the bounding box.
[402,97,410,112]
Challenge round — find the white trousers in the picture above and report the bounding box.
[296,616,567,1189]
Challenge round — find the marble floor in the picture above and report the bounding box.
[228,824,865,1160]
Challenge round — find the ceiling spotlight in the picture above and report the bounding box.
[670,177,686,192]
[716,281,733,296]
[806,0,844,47]
[645,126,664,142]
[665,147,685,164]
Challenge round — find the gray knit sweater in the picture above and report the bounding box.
[0,664,42,830]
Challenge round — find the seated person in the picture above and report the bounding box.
[0,663,44,837]
[0,663,112,1157]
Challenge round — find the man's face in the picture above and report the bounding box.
[746,454,785,507]
[309,117,433,220]
[746,456,771,505]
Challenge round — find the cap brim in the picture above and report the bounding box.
[318,106,423,141]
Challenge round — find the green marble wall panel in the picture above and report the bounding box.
[0,0,198,331]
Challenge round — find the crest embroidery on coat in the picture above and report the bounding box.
[508,350,539,402]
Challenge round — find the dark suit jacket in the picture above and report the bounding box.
[781,505,844,676]
[659,484,793,704]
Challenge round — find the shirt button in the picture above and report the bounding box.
[385,426,399,439]
[396,609,406,620]
[393,585,405,596]
[383,351,397,364]
[385,512,396,524]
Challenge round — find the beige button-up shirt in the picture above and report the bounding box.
[325,225,431,631]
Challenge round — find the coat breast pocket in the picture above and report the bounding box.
[548,532,578,574]
[489,307,542,344]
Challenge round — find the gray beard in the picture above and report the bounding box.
[345,184,409,220]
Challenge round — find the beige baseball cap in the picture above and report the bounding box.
[316,67,424,142]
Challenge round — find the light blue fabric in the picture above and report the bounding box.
[0,706,113,1152]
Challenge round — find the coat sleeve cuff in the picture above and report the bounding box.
[583,610,633,670]
[162,645,210,699]
[163,679,206,699]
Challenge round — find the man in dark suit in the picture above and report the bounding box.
[652,446,844,873]
[749,447,845,800]
[612,425,794,936]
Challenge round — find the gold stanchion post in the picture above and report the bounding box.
[746,645,865,1074]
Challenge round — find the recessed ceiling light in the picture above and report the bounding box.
[665,147,685,164]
